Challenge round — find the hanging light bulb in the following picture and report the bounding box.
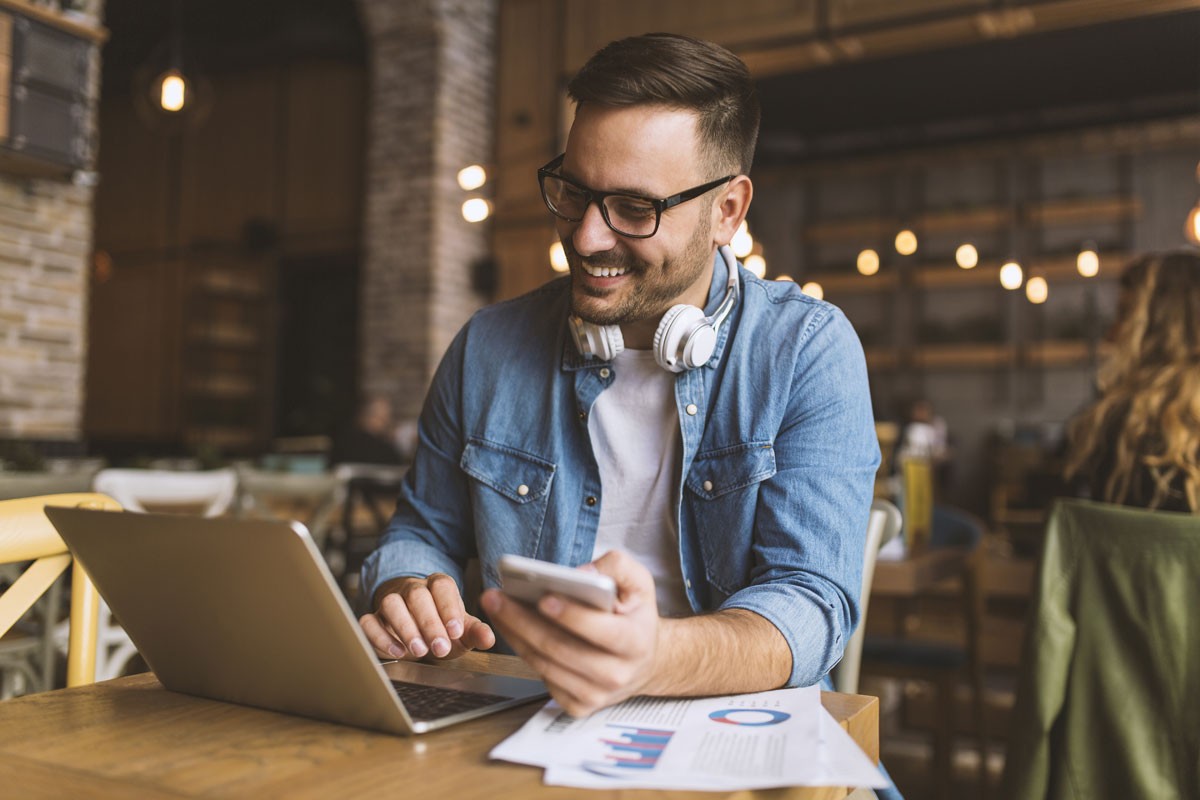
[955,244,978,270]
[462,198,491,223]
[894,229,918,256]
[801,281,824,300]
[731,221,754,258]
[457,165,487,191]
[856,249,880,276]
[1076,247,1100,278]
[1000,260,1023,290]
[1026,275,1048,304]
[158,70,187,112]
[549,241,568,273]
[744,254,767,278]
[1186,203,1200,246]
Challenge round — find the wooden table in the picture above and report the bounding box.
[0,653,879,799]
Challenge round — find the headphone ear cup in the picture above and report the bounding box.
[653,304,709,373]
[570,316,624,361]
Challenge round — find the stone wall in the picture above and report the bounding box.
[355,0,496,419]
[0,3,103,449]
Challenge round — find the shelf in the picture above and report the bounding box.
[183,425,259,450]
[914,251,1128,289]
[194,270,265,299]
[815,271,899,293]
[801,196,1138,246]
[187,325,261,349]
[186,375,258,400]
[864,339,1106,371]
[0,0,108,43]
[1028,196,1140,226]
[915,343,1011,368]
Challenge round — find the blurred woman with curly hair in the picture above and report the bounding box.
[1064,249,1200,512]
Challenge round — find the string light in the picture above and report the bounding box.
[800,281,824,300]
[1076,248,1100,278]
[856,249,880,276]
[461,198,491,223]
[1025,275,1048,304]
[999,260,1023,290]
[955,244,978,270]
[894,229,918,256]
[549,241,568,273]
[775,275,795,282]
[457,165,487,191]
[159,70,187,112]
[1186,203,1200,246]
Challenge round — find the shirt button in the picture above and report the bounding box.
[599,368,611,379]
[578,411,587,423]
[517,484,529,497]
[702,480,713,492]
[685,579,692,589]
[685,403,698,416]
[585,496,597,507]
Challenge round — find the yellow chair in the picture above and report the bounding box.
[0,493,120,692]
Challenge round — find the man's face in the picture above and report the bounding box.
[556,104,721,338]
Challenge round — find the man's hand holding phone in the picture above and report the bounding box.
[483,550,664,717]
[359,573,496,661]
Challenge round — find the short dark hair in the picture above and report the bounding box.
[566,32,760,176]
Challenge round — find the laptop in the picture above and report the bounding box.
[45,506,547,735]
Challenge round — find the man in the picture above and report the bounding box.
[359,33,879,719]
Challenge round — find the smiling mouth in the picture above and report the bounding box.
[579,262,629,278]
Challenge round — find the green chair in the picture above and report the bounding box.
[1002,498,1200,800]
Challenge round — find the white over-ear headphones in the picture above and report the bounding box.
[569,244,741,373]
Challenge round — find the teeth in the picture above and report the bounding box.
[582,263,628,278]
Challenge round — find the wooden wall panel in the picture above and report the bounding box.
[178,70,279,245]
[84,258,181,439]
[495,0,563,224]
[92,99,173,254]
[828,0,986,28]
[494,222,560,301]
[561,0,818,73]
[281,60,366,253]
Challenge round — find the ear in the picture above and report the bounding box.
[711,175,753,247]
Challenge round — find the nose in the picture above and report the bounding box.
[570,201,618,258]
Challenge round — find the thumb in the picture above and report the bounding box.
[591,550,656,615]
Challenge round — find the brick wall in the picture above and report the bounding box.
[0,5,103,447]
[355,0,496,419]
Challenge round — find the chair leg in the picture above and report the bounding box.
[934,672,954,800]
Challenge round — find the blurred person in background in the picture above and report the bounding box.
[331,395,405,466]
[1064,249,1200,513]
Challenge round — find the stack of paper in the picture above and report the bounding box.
[490,685,888,791]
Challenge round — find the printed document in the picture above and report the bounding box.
[490,685,887,791]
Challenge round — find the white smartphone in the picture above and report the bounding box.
[498,554,616,612]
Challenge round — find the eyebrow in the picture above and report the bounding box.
[559,165,661,200]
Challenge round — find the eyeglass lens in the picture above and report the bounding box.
[541,175,658,237]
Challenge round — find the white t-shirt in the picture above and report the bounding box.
[587,349,691,616]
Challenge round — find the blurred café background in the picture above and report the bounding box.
[0,1,1197,798]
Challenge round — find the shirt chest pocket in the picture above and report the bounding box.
[460,439,556,569]
[684,441,776,595]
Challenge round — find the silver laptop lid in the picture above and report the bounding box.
[46,506,417,734]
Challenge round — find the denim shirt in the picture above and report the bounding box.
[362,253,880,687]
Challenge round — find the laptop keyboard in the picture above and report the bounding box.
[389,680,511,722]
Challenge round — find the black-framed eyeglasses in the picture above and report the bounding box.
[537,153,734,239]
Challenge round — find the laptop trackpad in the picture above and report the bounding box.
[381,659,547,700]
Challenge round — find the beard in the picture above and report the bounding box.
[564,213,713,326]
